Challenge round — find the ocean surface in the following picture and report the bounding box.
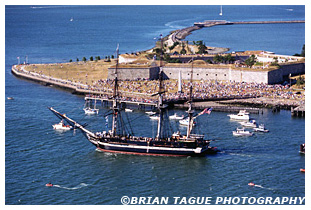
[5,5,305,205]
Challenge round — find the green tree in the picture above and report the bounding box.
[169,41,179,51]
[213,54,224,64]
[90,56,93,61]
[301,44,305,57]
[163,53,171,62]
[270,57,279,66]
[180,47,187,54]
[69,59,72,62]
[82,57,87,62]
[206,59,213,64]
[195,40,207,54]
[244,55,256,67]
[296,75,305,88]
[76,58,79,62]
[293,44,305,57]
[224,54,235,64]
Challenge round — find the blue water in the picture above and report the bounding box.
[5,5,305,205]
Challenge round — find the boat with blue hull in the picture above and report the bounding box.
[49,40,217,157]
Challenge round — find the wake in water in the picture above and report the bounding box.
[47,183,89,190]
[248,183,274,191]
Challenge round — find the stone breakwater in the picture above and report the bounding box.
[169,20,305,44]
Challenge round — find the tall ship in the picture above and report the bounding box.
[49,39,218,157]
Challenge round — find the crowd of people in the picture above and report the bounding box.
[15,65,304,106]
[86,78,304,104]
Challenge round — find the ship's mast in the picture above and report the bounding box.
[156,34,165,140]
[186,58,194,138]
[111,44,119,137]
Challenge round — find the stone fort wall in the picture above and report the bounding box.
[108,63,304,84]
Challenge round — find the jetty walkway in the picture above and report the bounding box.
[84,95,157,109]
[171,20,305,43]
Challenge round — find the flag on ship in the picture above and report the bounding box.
[198,108,213,116]
[206,108,213,114]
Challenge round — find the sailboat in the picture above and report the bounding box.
[49,41,218,157]
[219,5,223,16]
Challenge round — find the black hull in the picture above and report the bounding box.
[88,135,217,157]
[48,107,218,157]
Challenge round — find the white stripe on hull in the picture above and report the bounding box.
[98,141,202,153]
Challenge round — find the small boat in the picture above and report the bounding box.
[240,119,257,127]
[253,124,269,132]
[52,120,72,130]
[169,113,184,120]
[149,115,160,120]
[70,17,74,22]
[233,127,253,136]
[46,183,53,187]
[228,110,250,121]
[300,169,305,173]
[179,118,196,126]
[83,107,99,115]
[145,111,156,115]
[248,182,255,186]
[83,99,99,114]
[7,97,14,100]
[125,108,133,112]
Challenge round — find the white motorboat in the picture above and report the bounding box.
[83,107,99,114]
[179,118,196,126]
[125,108,133,112]
[52,120,72,131]
[240,119,257,127]
[228,110,250,120]
[145,111,156,115]
[149,115,160,120]
[253,124,269,132]
[179,118,189,126]
[169,113,184,120]
[232,127,253,136]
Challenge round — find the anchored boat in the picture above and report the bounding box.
[232,127,254,137]
[83,99,99,114]
[49,41,217,157]
[228,110,250,121]
[253,124,269,133]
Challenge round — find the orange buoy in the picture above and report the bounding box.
[248,182,255,186]
[300,169,305,173]
[45,183,53,187]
